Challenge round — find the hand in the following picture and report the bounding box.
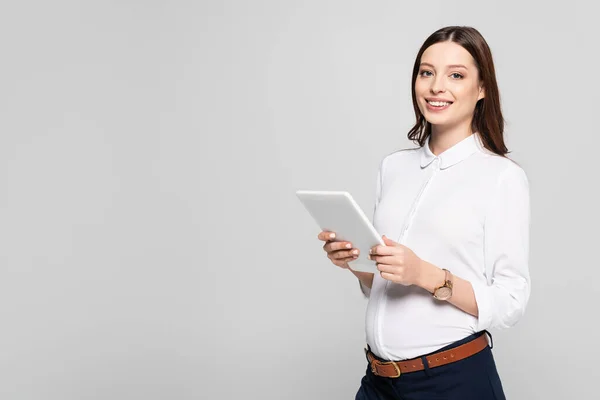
[317,231,360,269]
[369,235,424,286]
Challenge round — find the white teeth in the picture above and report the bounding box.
[428,101,451,107]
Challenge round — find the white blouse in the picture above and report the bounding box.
[361,133,531,361]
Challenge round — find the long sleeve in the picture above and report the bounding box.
[471,164,531,331]
[359,158,386,298]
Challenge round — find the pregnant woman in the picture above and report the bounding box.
[318,26,530,399]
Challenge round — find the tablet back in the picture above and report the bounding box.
[296,190,383,273]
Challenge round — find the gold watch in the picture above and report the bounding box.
[433,269,453,300]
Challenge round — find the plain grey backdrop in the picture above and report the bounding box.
[0,0,598,399]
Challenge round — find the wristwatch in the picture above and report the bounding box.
[433,269,453,301]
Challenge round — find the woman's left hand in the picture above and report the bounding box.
[369,235,424,286]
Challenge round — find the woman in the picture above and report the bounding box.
[318,26,530,399]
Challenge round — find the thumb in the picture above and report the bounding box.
[382,235,398,246]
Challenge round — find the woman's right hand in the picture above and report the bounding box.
[317,231,359,269]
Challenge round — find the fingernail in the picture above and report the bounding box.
[352,249,358,255]
[346,243,352,249]
[329,233,335,239]
[369,249,372,254]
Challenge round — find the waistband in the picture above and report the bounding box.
[365,331,492,378]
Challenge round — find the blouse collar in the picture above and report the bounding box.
[420,133,480,169]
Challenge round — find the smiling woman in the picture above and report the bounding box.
[417,47,484,120]
[408,27,507,155]
[316,26,528,400]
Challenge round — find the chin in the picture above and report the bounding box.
[423,114,451,125]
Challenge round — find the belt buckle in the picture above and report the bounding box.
[386,361,401,378]
[372,361,401,378]
[365,348,401,378]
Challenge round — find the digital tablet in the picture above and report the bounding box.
[296,190,384,274]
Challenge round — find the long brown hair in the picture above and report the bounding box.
[407,26,508,156]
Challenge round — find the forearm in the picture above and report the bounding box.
[417,260,479,318]
[350,269,374,290]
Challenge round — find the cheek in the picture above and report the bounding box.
[414,82,428,107]
[453,83,479,102]
[451,88,480,118]
[414,80,427,96]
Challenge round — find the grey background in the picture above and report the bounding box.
[0,1,597,399]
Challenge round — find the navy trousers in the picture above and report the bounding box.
[355,332,506,400]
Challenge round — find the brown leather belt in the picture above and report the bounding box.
[365,334,489,378]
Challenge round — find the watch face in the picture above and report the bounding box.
[434,287,452,300]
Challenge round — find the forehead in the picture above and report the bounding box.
[420,41,476,68]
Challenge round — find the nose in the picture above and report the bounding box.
[430,75,446,94]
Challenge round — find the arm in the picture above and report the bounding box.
[356,157,386,297]
[418,262,479,317]
[418,165,531,328]
[351,269,374,297]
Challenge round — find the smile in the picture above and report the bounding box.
[425,99,453,111]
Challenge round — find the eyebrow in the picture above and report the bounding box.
[420,62,468,70]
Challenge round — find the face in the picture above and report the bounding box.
[415,41,485,131]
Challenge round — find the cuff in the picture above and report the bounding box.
[471,280,493,332]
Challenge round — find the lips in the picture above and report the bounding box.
[424,98,453,112]
[426,99,453,106]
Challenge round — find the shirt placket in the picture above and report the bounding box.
[374,157,441,360]
[397,158,441,243]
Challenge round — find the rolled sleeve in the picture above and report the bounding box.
[359,157,387,299]
[473,164,531,331]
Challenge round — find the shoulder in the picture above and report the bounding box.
[472,143,529,183]
[378,146,421,172]
[473,152,530,195]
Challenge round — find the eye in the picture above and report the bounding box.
[450,73,464,79]
[419,70,433,77]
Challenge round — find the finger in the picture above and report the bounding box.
[318,231,337,241]
[375,263,400,274]
[323,241,354,253]
[379,271,399,283]
[332,249,360,260]
[328,252,358,263]
[370,245,397,257]
[339,255,358,263]
[370,255,396,265]
[382,235,399,246]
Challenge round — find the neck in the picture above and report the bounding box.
[429,120,474,156]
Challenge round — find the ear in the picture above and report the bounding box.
[478,85,485,101]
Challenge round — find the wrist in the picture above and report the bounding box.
[417,260,446,293]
